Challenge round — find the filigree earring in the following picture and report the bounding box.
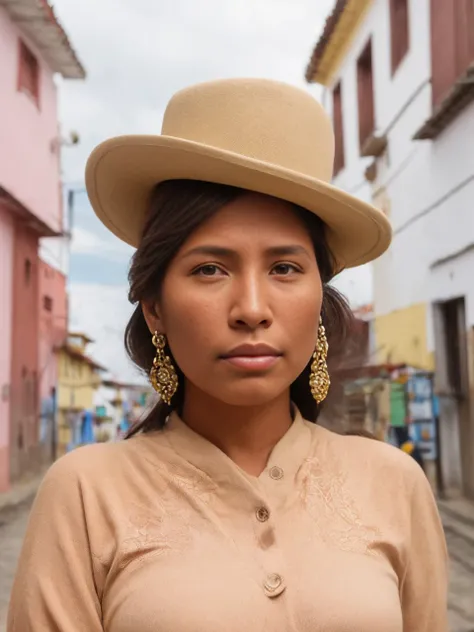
[309,318,330,404]
[149,332,178,405]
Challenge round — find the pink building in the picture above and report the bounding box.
[38,260,68,463]
[0,0,85,491]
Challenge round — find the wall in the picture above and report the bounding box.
[0,205,14,492]
[325,0,431,190]
[375,303,434,369]
[57,353,99,412]
[38,261,67,461]
[0,7,62,233]
[375,100,474,326]
[9,222,40,483]
[57,353,100,454]
[322,0,474,333]
[38,261,67,402]
[322,0,430,306]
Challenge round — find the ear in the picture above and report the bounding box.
[141,301,165,336]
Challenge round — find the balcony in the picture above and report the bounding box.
[414,65,474,140]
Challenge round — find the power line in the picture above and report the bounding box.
[394,172,474,236]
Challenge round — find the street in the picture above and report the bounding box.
[0,501,32,632]
[0,499,473,631]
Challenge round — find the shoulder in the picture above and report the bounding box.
[306,421,426,494]
[41,431,171,494]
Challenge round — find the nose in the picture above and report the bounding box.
[228,274,273,330]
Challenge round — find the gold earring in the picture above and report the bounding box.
[150,332,178,405]
[309,318,330,404]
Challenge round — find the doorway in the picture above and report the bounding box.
[433,297,472,497]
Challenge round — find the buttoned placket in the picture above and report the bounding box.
[250,468,288,599]
[163,410,314,600]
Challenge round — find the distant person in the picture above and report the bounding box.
[8,79,448,631]
[119,413,131,436]
[396,425,425,471]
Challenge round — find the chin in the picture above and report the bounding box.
[208,380,289,407]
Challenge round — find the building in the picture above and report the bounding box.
[57,333,105,455]
[319,304,374,433]
[37,260,68,463]
[94,378,154,441]
[306,0,474,498]
[0,0,85,491]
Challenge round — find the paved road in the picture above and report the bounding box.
[0,500,33,632]
[1,499,473,631]
[444,527,474,632]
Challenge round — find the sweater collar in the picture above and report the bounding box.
[162,408,314,490]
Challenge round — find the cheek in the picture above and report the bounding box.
[284,292,322,356]
[159,285,221,364]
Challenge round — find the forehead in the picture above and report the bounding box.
[184,193,313,246]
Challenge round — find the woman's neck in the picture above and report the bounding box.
[181,388,293,477]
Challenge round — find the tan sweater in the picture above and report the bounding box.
[8,412,449,631]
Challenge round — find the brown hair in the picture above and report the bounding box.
[125,180,355,435]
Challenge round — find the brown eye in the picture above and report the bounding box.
[192,264,225,277]
[271,263,300,275]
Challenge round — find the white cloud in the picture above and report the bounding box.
[71,226,133,261]
[68,283,143,383]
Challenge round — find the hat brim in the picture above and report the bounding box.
[85,135,392,273]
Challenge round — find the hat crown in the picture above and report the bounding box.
[161,79,335,183]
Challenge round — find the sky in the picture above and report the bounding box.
[49,0,373,381]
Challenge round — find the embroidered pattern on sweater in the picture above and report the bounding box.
[119,461,218,569]
[298,455,381,556]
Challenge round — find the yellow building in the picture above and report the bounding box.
[374,304,435,371]
[57,333,106,454]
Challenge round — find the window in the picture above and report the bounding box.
[430,0,474,107]
[390,0,409,73]
[332,82,345,176]
[357,39,375,151]
[18,40,40,105]
[43,295,53,312]
[24,259,32,285]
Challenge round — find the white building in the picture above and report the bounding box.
[306,0,474,498]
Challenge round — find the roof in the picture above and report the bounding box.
[352,303,374,321]
[305,0,372,85]
[335,362,408,380]
[60,344,106,372]
[0,186,60,238]
[0,0,85,79]
[68,332,94,344]
[102,378,149,391]
[305,0,348,83]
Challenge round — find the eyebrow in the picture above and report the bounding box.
[181,244,312,260]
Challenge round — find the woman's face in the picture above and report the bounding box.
[145,193,322,407]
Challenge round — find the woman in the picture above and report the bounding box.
[8,79,448,631]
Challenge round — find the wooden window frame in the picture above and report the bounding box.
[332,81,345,176]
[390,0,410,74]
[17,39,40,106]
[43,295,53,312]
[357,39,375,151]
[430,0,474,107]
[24,258,32,285]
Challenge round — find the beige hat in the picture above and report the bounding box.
[85,78,391,273]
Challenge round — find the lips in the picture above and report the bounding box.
[220,344,282,371]
[221,343,282,359]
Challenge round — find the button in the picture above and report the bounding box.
[256,506,270,522]
[263,573,285,598]
[269,466,284,480]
